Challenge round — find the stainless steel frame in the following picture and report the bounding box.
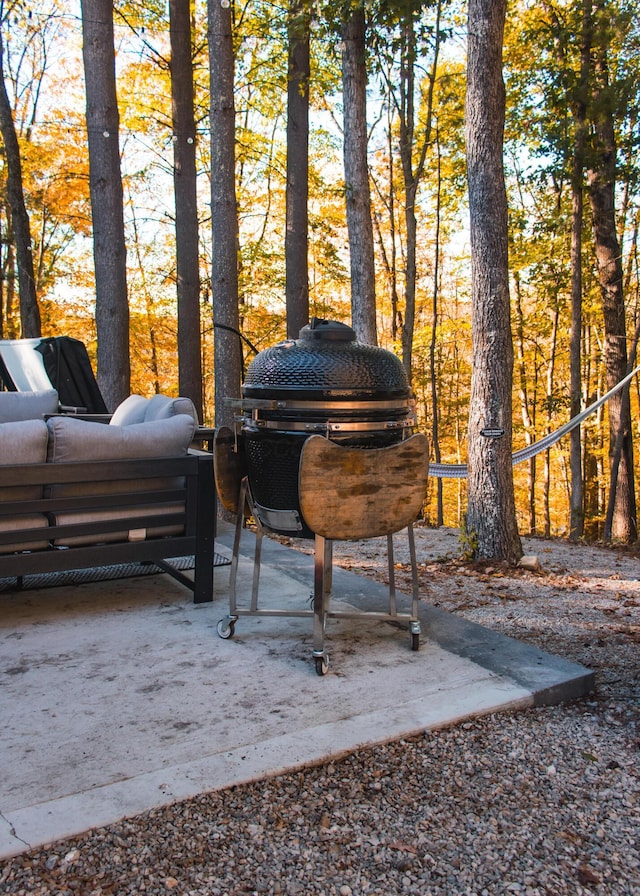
[216,476,421,676]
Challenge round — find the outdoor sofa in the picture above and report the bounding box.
[0,390,217,603]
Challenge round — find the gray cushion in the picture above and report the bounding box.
[0,390,59,423]
[45,414,196,547]
[46,505,186,547]
[0,515,50,555]
[46,414,196,463]
[0,419,49,552]
[108,394,148,425]
[144,394,198,423]
[0,419,48,500]
[110,394,198,426]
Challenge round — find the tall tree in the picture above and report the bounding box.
[285,0,310,340]
[341,1,376,345]
[504,0,640,540]
[465,0,522,562]
[0,11,40,337]
[209,0,242,428]
[587,0,636,542]
[429,127,443,524]
[169,0,203,421]
[80,0,130,410]
[568,0,591,540]
[374,0,442,378]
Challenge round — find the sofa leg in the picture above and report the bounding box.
[193,453,216,603]
[193,559,214,603]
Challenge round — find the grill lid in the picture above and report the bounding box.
[243,317,411,400]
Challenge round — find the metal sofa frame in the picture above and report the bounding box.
[0,451,217,603]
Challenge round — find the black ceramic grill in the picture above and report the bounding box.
[232,318,416,537]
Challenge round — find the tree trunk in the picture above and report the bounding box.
[208,0,242,429]
[2,209,17,337]
[129,204,161,395]
[464,0,522,562]
[513,273,536,533]
[429,131,443,525]
[285,0,310,340]
[80,0,130,410]
[0,209,4,337]
[342,3,376,345]
[398,17,417,379]
[371,94,400,342]
[569,168,585,538]
[396,1,441,380]
[587,8,636,542]
[543,305,559,538]
[0,29,40,338]
[569,0,591,540]
[583,333,603,540]
[170,0,203,422]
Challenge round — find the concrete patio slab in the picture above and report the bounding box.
[0,525,594,859]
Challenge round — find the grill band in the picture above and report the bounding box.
[243,418,414,433]
[226,397,413,413]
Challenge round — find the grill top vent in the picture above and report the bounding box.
[299,317,355,342]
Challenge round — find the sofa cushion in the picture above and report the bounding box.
[45,414,197,547]
[0,419,49,500]
[46,414,196,463]
[0,390,59,423]
[110,394,198,426]
[0,514,50,555]
[0,419,49,553]
[108,394,147,425]
[46,503,187,547]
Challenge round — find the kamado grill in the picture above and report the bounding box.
[214,318,430,675]
[240,317,415,536]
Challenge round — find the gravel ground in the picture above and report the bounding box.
[1,528,639,896]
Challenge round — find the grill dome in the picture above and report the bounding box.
[243,318,411,401]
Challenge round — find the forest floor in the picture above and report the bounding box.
[283,523,640,695]
[2,526,639,895]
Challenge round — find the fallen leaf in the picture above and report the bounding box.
[388,841,419,855]
[576,864,601,885]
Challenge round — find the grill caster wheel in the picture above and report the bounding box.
[314,653,329,676]
[217,618,236,639]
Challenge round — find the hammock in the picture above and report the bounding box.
[429,365,640,479]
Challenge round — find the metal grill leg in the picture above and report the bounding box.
[241,479,264,613]
[312,535,330,674]
[250,523,264,612]
[407,522,421,649]
[324,539,333,607]
[228,477,248,616]
[387,533,397,616]
[217,477,249,639]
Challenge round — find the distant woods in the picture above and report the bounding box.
[1,0,639,546]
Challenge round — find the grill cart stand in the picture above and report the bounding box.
[215,433,429,675]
